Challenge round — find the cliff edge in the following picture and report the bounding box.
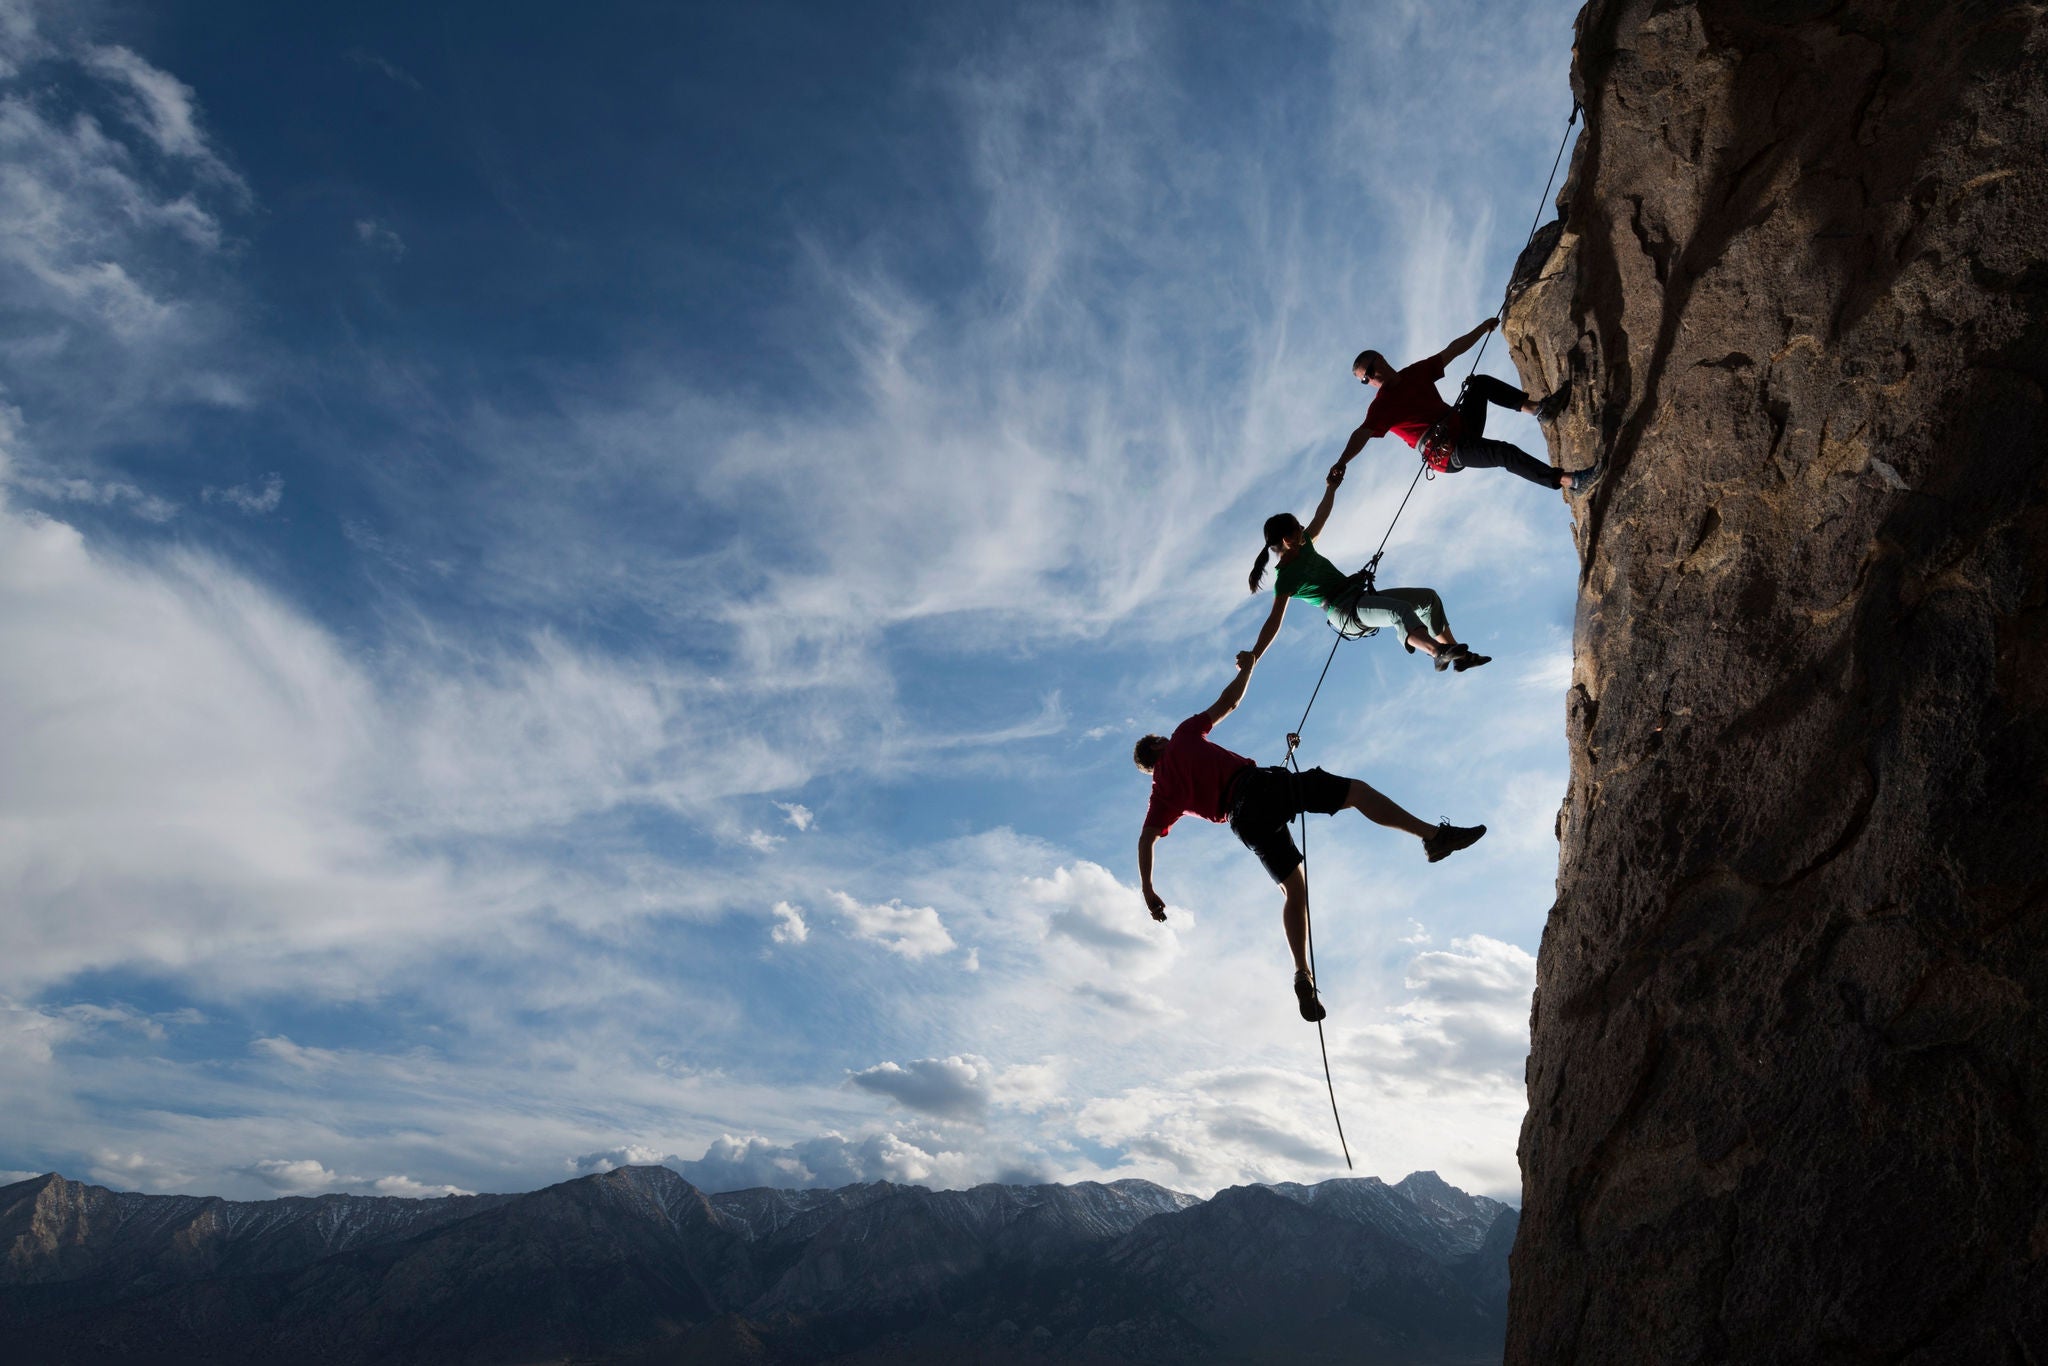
[1503,0,2048,1360]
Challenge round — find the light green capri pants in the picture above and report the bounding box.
[1321,583,1449,641]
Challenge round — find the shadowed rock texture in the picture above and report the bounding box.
[1501,0,2048,1360]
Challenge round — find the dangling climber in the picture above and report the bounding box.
[1340,318,1602,496]
[1245,461,1489,672]
[1134,652,1486,1022]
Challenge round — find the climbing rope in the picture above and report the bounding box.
[1288,759,1353,1170]
[1454,99,1581,391]
[1295,95,1582,741]
[1281,97,1582,1170]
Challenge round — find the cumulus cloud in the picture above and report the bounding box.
[566,1144,670,1175]
[825,890,956,960]
[660,1131,976,1193]
[769,900,808,945]
[848,1055,991,1122]
[569,1130,983,1196]
[240,1157,468,1198]
[1023,861,1182,1000]
[776,802,813,831]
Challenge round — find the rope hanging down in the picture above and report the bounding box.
[1289,759,1352,1169]
[1283,98,1581,1172]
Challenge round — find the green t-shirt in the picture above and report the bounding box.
[1272,538,1350,607]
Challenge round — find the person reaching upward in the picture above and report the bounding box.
[1244,461,1488,672]
[1342,318,1601,497]
[1135,652,1486,1023]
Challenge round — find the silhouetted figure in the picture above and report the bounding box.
[1134,653,1486,1022]
[1246,461,1489,672]
[1341,318,1601,496]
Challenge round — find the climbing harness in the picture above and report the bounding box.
[1418,421,1464,475]
[1284,97,1583,1170]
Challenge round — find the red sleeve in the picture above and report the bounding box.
[1143,784,1180,836]
[1422,356,1447,382]
[1174,713,1214,741]
[1362,394,1390,439]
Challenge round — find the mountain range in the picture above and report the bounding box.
[0,1165,1514,1364]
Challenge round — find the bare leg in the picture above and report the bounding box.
[1279,866,1310,976]
[1405,629,1443,657]
[1344,778,1435,841]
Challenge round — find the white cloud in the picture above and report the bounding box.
[240,1157,469,1198]
[743,829,783,853]
[769,900,808,945]
[671,1131,976,1192]
[825,889,956,960]
[9,471,177,521]
[203,472,282,515]
[83,45,242,186]
[240,1157,338,1192]
[1023,861,1183,1003]
[566,1133,998,1195]
[848,1055,991,1122]
[0,0,1581,1212]
[566,1144,670,1175]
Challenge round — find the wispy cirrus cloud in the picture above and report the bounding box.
[0,0,1578,1208]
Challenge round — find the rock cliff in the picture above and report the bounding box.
[1503,0,2048,1360]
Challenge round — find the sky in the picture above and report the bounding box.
[0,0,1584,1205]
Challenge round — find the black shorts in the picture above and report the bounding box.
[1227,765,1352,883]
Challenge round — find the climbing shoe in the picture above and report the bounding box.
[1424,821,1486,863]
[1433,648,1453,672]
[1533,387,1573,423]
[1294,971,1327,1023]
[1452,649,1492,672]
[1563,460,1605,499]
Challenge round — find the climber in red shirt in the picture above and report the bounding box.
[1134,652,1485,1023]
[1339,318,1603,497]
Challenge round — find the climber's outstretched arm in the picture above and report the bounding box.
[1431,316,1499,368]
[1247,597,1289,664]
[1302,461,1346,541]
[1138,826,1165,920]
[1203,651,1258,724]
[1338,419,1375,466]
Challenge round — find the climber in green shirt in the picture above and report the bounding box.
[1244,463,1490,672]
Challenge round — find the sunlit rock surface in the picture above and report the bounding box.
[1504,0,2047,1360]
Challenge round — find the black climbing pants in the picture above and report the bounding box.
[1450,375,1562,489]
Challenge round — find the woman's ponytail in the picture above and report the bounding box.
[1250,513,1301,593]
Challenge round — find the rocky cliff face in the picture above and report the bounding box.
[1503,0,2048,1361]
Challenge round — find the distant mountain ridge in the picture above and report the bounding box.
[0,1165,1514,1364]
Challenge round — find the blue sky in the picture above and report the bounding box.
[0,0,1581,1203]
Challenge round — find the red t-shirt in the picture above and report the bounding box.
[1143,713,1255,835]
[1363,356,1454,449]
